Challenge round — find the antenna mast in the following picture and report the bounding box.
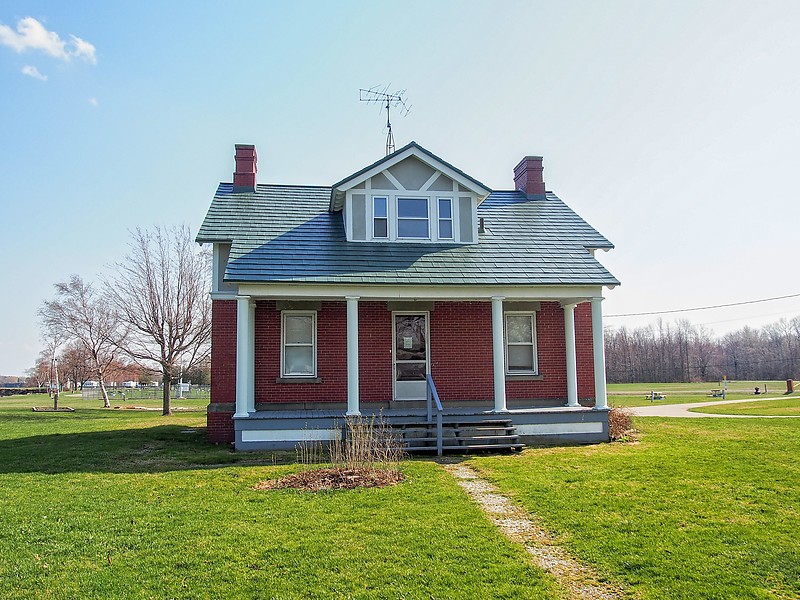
[359,86,411,155]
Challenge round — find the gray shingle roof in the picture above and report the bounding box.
[196,184,619,287]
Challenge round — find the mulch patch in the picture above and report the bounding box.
[254,467,404,491]
[31,406,75,412]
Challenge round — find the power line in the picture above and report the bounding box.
[607,293,800,318]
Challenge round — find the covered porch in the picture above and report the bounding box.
[226,283,610,451]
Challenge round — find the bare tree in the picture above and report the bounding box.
[27,353,51,389]
[107,225,211,415]
[39,275,121,408]
[59,341,93,391]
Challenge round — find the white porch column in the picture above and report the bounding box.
[235,296,254,417]
[592,297,608,410]
[491,296,508,412]
[346,296,360,416]
[563,302,579,407]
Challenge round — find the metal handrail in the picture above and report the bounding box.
[426,374,444,456]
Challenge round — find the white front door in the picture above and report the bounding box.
[393,312,430,401]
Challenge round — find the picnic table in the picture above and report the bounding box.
[709,389,725,398]
[646,391,666,401]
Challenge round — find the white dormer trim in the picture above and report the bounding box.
[330,143,491,212]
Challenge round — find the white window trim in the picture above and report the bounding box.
[280,310,317,378]
[504,311,538,375]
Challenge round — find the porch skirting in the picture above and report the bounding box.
[231,405,609,451]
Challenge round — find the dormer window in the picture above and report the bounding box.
[397,197,429,238]
[438,198,453,239]
[333,142,490,244]
[373,196,388,238]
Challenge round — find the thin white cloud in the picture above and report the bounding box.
[0,17,96,64]
[69,34,96,65]
[21,65,47,81]
[88,97,98,106]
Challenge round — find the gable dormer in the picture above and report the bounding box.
[330,142,491,244]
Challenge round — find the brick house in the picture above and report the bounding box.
[197,142,619,451]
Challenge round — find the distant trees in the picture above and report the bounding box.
[605,317,800,383]
[36,224,211,414]
[59,341,93,391]
[39,275,121,408]
[106,225,211,415]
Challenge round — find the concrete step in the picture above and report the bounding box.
[404,442,524,453]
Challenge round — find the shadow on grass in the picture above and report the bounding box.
[0,425,294,475]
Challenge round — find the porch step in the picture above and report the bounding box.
[389,419,523,454]
[404,443,523,453]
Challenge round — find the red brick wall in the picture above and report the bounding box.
[430,302,494,400]
[358,302,394,402]
[251,300,394,403]
[209,299,237,442]
[207,410,235,443]
[430,301,596,401]
[211,300,237,404]
[254,300,347,402]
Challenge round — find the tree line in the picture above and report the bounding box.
[605,317,799,383]
[35,225,211,414]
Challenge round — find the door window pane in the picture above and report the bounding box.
[395,315,426,360]
[396,363,426,381]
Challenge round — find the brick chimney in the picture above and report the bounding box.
[513,156,545,197]
[233,144,257,193]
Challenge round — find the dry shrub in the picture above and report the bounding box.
[259,415,406,491]
[608,407,635,441]
[329,415,405,471]
[254,467,403,492]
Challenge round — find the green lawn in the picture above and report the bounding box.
[608,380,791,407]
[0,394,558,599]
[470,418,800,600]
[6,394,800,599]
[690,397,800,416]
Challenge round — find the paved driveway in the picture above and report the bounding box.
[630,395,799,418]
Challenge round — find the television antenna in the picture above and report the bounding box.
[359,86,411,155]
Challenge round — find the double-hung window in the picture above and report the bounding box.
[281,311,316,377]
[397,197,429,239]
[505,313,538,374]
[438,198,453,239]
[373,196,388,238]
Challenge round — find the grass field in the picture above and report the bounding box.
[0,394,556,599]
[470,418,800,599]
[3,393,799,599]
[608,380,792,407]
[690,397,800,416]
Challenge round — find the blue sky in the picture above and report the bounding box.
[1,1,799,376]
